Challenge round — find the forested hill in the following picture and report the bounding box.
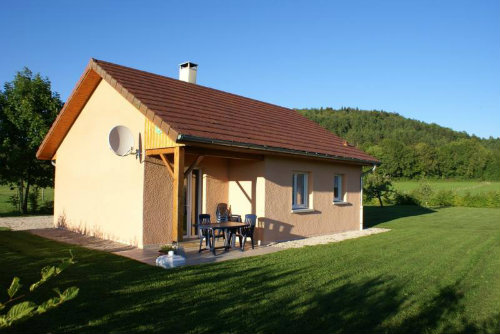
[298,107,500,180]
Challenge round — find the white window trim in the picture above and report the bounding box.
[333,174,345,203]
[292,172,309,210]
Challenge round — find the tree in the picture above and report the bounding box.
[0,68,62,213]
[364,170,393,207]
[298,107,500,180]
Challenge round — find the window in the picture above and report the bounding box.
[292,173,309,209]
[333,175,344,202]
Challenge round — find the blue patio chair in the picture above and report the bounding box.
[238,214,257,250]
[198,214,212,253]
[216,203,229,223]
[215,203,229,240]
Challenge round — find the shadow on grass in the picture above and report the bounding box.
[364,205,435,228]
[2,230,498,334]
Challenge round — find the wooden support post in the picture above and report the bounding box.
[160,153,174,177]
[184,155,204,178]
[172,146,185,242]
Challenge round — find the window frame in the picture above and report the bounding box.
[333,174,345,203]
[292,172,309,210]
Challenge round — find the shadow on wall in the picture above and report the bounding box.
[256,217,304,243]
[363,205,435,228]
[234,180,256,214]
[56,212,139,247]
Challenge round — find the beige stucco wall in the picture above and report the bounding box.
[141,155,230,246]
[228,159,265,219]
[200,157,229,219]
[54,80,146,247]
[260,156,362,243]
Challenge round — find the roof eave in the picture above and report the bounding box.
[177,134,380,166]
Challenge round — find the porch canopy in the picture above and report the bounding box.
[145,144,264,241]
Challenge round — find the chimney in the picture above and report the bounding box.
[179,62,198,84]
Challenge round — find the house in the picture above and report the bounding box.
[36,59,379,248]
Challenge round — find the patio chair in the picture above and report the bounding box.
[238,214,257,250]
[216,203,230,223]
[214,203,229,240]
[198,214,212,253]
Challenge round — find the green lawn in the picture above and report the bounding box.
[1,206,499,333]
[393,180,500,195]
[0,185,54,216]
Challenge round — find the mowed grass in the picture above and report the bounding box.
[0,185,54,216]
[394,180,500,195]
[1,206,499,333]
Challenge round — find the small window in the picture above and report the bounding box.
[333,175,344,202]
[292,173,309,209]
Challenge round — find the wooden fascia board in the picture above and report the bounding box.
[145,147,176,156]
[36,61,102,160]
[36,58,182,160]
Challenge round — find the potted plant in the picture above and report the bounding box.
[158,243,178,256]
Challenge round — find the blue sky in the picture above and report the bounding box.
[1,0,499,138]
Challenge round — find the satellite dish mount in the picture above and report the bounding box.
[108,125,140,159]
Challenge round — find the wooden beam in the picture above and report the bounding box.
[159,153,174,177]
[172,146,185,242]
[184,155,204,178]
[185,147,264,161]
[145,147,175,156]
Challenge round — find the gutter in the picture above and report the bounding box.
[360,164,377,231]
[177,134,380,166]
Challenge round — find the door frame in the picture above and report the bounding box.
[184,169,202,238]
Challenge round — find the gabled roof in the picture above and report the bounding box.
[37,58,379,165]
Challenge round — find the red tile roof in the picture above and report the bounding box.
[38,58,379,165]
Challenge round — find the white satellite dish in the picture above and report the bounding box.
[108,125,134,156]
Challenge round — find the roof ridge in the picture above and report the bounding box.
[92,58,305,115]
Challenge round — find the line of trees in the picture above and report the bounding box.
[298,107,500,180]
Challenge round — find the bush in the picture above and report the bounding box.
[430,190,455,207]
[410,183,434,207]
[28,188,40,213]
[390,190,419,205]
[7,193,20,212]
[389,187,500,209]
[39,201,54,214]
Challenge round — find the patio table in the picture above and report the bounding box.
[197,222,249,255]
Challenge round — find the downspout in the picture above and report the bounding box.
[360,164,377,230]
[51,160,56,167]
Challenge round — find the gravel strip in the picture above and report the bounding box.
[271,227,390,249]
[0,216,53,231]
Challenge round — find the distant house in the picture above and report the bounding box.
[37,59,379,248]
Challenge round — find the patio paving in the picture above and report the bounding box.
[28,228,279,267]
[24,226,390,268]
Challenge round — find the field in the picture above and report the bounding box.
[393,180,500,195]
[0,185,54,216]
[1,206,499,333]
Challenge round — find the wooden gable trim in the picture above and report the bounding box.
[36,63,102,160]
[36,58,180,160]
